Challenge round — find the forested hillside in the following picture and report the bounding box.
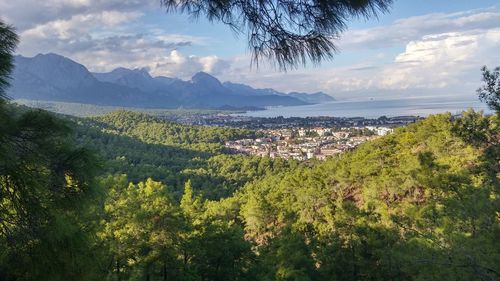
[2,102,498,280]
[235,112,499,280]
[71,110,296,199]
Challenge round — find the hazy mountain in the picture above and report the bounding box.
[166,72,308,108]
[96,67,308,107]
[224,82,336,103]
[93,67,180,93]
[288,92,335,103]
[9,53,334,109]
[223,82,283,96]
[9,54,158,106]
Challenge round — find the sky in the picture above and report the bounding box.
[1,0,499,100]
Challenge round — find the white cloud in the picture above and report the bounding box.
[216,8,500,98]
[379,28,500,90]
[20,11,142,43]
[301,28,499,98]
[150,50,231,79]
[0,0,153,30]
[15,10,201,75]
[4,0,221,79]
[340,8,500,50]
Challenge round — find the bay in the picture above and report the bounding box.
[239,96,491,118]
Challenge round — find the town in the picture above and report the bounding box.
[170,113,423,129]
[225,125,394,161]
[160,112,419,161]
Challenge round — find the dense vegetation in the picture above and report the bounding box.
[2,103,497,281]
[1,22,499,281]
[237,112,499,280]
[72,110,294,199]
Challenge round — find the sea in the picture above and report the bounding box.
[239,96,491,118]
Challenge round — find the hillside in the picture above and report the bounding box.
[70,110,500,280]
[93,111,500,280]
[2,100,499,280]
[74,110,296,198]
[219,112,499,280]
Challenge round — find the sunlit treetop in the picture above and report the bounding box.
[162,0,393,70]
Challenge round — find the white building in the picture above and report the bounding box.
[365,126,393,136]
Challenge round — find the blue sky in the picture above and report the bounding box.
[1,0,499,100]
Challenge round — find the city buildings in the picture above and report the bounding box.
[225,126,388,160]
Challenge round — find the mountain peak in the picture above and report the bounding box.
[191,72,220,85]
[288,91,335,103]
[108,67,152,79]
[14,52,95,89]
[35,52,66,59]
[32,53,80,65]
[110,67,130,73]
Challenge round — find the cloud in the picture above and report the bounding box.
[3,0,223,78]
[307,28,497,97]
[321,28,499,97]
[18,11,144,53]
[151,50,231,79]
[215,8,500,99]
[215,28,500,99]
[339,8,500,50]
[379,28,500,90]
[14,9,204,76]
[0,0,153,31]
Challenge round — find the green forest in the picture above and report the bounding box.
[1,22,500,281]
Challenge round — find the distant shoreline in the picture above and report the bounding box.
[12,98,490,122]
[237,96,491,119]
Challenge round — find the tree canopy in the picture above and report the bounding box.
[477,66,500,113]
[162,0,393,69]
[0,21,18,99]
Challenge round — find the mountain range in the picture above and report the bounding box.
[8,53,335,109]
